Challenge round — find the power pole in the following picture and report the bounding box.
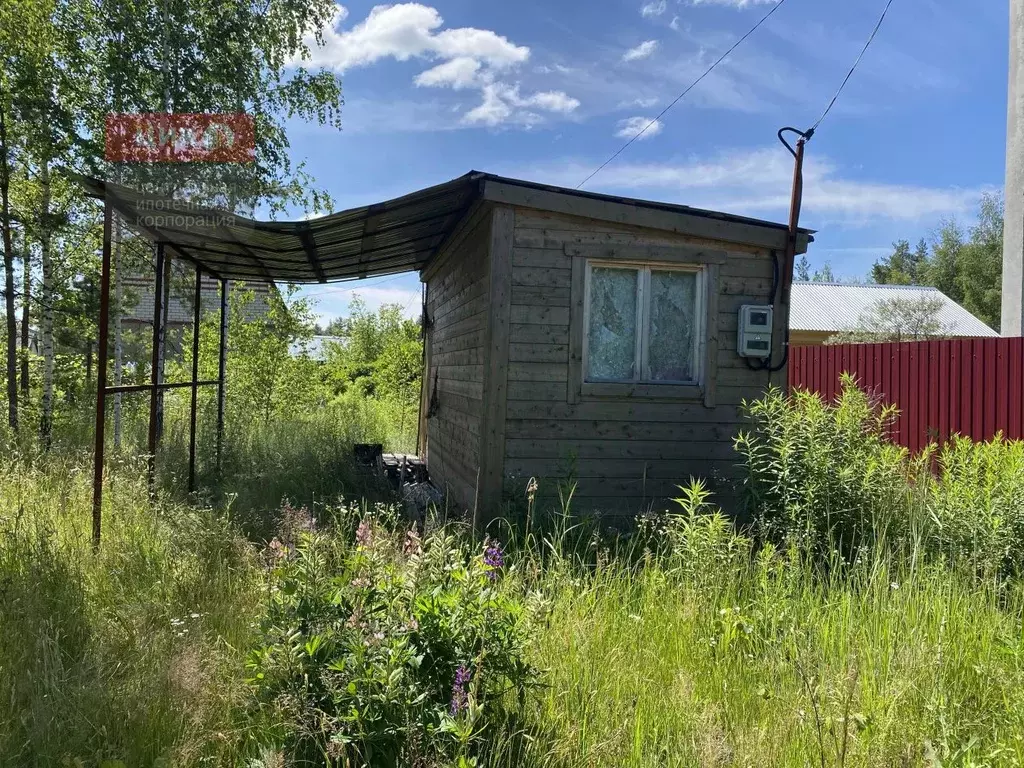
[1003,0,1024,336]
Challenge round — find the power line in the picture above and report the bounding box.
[809,0,895,133]
[576,0,792,190]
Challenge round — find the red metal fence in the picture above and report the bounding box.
[788,338,1024,453]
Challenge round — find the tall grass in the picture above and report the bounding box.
[3,384,1024,765]
[0,451,262,766]
[521,518,1024,766]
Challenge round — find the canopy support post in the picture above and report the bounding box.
[91,198,113,549]
[188,267,202,494]
[147,242,165,498]
[216,278,228,474]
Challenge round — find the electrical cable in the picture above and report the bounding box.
[576,0,792,190]
[809,0,895,134]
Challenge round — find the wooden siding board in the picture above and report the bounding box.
[423,209,492,511]
[497,207,775,516]
[476,206,515,527]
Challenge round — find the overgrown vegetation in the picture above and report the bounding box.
[737,377,1024,577]
[3,378,1024,766]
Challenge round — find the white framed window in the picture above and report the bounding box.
[582,261,705,385]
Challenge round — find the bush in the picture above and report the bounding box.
[737,379,1024,577]
[735,377,922,562]
[245,505,544,766]
[930,436,1024,577]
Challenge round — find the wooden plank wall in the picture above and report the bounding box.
[423,210,492,511]
[503,208,778,517]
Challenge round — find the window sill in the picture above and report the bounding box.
[580,381,704,401]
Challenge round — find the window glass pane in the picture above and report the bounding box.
[587,267,638,381]
[648,270,698,382]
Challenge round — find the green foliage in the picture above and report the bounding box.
[320,296,423,451]
[737,378,1024,578]
[795,255,837,283]
[735,378,917,561]
[246,508,542,766]
[531,504,1024,767]
[928,436,1024,577]
[0,450,261,766]
[828,294,949,344]
[870,238,929,285]
[871,194,1003,330]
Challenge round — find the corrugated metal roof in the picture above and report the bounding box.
[790,282,997,337]
[76,171,809,284]
[290,335,346,361]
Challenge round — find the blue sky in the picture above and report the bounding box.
[281,0,1009,325]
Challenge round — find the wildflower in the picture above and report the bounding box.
[450,664,471,715]
[355,520,373,549]
[267,537,287,560]
[526,477,539,505]
[403,528,421,556]
[406,617,419,632]
[483,540,504,579]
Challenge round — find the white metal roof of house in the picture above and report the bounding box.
[289,335,346,361]
[790,282,998,337]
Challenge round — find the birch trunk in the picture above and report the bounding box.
[0,84,17,432]
[112,214,122,449]
[19,229,29,398]
[39,162,54,445]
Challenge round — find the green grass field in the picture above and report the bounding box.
[2,394,1024,767]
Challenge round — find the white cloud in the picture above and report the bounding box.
[690,0,779,6]
[464,82,580,126]
[641,0,667,17]
[515,148,989,224]
[669,15,680,30]
[298,4,528,71]
[614,116,663,139]
[622,40,659,62]
[414,56,481,89]
[296,4,578,127]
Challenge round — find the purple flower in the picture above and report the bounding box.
[355,520,372,548]
[450,664,470,715]
[483,540,504,579]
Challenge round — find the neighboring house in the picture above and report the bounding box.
[290,335,346,361]
[789,282,998,346]
[121,264,273,353]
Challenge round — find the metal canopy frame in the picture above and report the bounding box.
[81,170,811,547]
[91,200,229,547]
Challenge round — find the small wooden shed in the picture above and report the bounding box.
[80,170,811,530]
[416,174,812,521]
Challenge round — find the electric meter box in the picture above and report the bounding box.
[737,305,773,359]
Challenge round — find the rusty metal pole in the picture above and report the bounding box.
[216,278,228,474]
[188,267,202,493]
[147,242,165,498]
[91,198,114,548]
[781,135,806,307]
[768,126,810,378]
